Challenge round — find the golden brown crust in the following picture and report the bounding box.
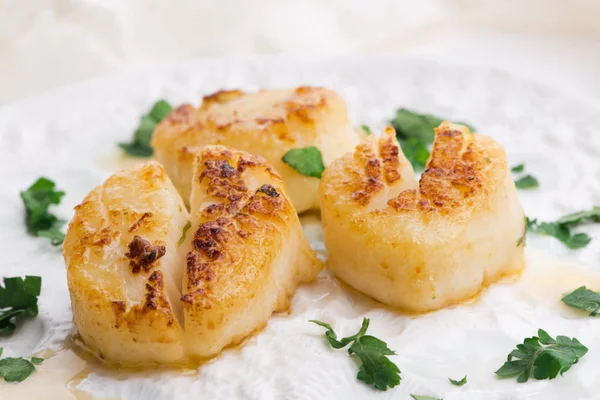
[154,87,334,148]
[387,122,495,215]
[183,146,291,308]
[125,235,166,274]
[200,90,245,109]
[324,122,505,217]
[378,126,403,184]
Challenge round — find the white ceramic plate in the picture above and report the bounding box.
[1,56,600,400]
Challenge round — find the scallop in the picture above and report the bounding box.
[151,87,361,213]
[319,123,526,313]
[64,148,321,365]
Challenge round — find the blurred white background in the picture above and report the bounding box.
[1,0,600,105]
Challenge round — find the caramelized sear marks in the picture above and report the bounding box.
[257,184,279,197]
[350,144,384,205]
[200,158,248,203]
[125,235,166,273]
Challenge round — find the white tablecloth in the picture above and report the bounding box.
[1,0,600,107]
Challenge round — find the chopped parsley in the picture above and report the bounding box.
[514,175,539,189]
[511,164,525,173]
[310,318,400,391]
[526,207,600,249]
[177,221,192,246]
[389,108,474,170]
[448,375,467,386]
[0,348,43,383]
[557,206,600,225]
[511,163,539,189]
[282,147,325,178]
[0,276,42,336]
[20,177,66,245]
[410,395,441,400]
[119,100,173,157]
[495,329,587,383]
[562,286,600,316]
[361,125,372,135]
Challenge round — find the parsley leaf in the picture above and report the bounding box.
[0,349,43,383]
[527,207,600,249]
[514,175,539,189]
[511,163,525,173]
[556,206,600,226]
[0,276,42,336]
[361,125,372,135]
[391,109,475,143]
[495,329,588,383]
[30,357,44,365]
[20,177,65,245]
[410,395,442,400]
[401,137,430,170]
[282,147,325,178]
[389,108,474,170]
[511,164,539,190]
[562,286,600,316]
[310,318,400,391]
[448,375,467,386]
[120,100,173,157]
[177,221,192,246]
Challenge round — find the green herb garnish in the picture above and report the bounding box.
[178,221,192,246]
[495,329,587,383]
[120,100,173,157]
[282,147,325,178]
[20,177,65,245]
[410,395,441,400]
[526,206,600,249]
[562,286,600,316]
[511,164,525,173]
[0,276,42,336]
[556,206,600,225]
[514,175,539,189]
[310,318,400,391]
[448,375,467,386]
[401,137,430,170]
[390,108,474,170]
[361,125,372,135]
[0,348,43,383]
[511,164,539,190]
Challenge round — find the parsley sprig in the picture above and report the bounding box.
[562,286,600,316]
[527,206,600,249]
[495,329,588,382]
[0,276,42,336]
[20,178,66,245]
[390,108,474,170]
[0,348,43,383]
[310,318,400,391]
[120,100,173,157]
[282,147,325,178]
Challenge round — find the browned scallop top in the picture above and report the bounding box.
[153,86,339,146]
[182,147,290,307]
[340,122,503,215]
[64,161,184,333]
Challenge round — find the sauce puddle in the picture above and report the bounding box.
[516,248,600,317]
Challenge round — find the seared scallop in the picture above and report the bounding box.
[320,123,526,312]
[151,87,361,213]
[64,149,321,365]
[64,161,188,364]
[180,146,322,358]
